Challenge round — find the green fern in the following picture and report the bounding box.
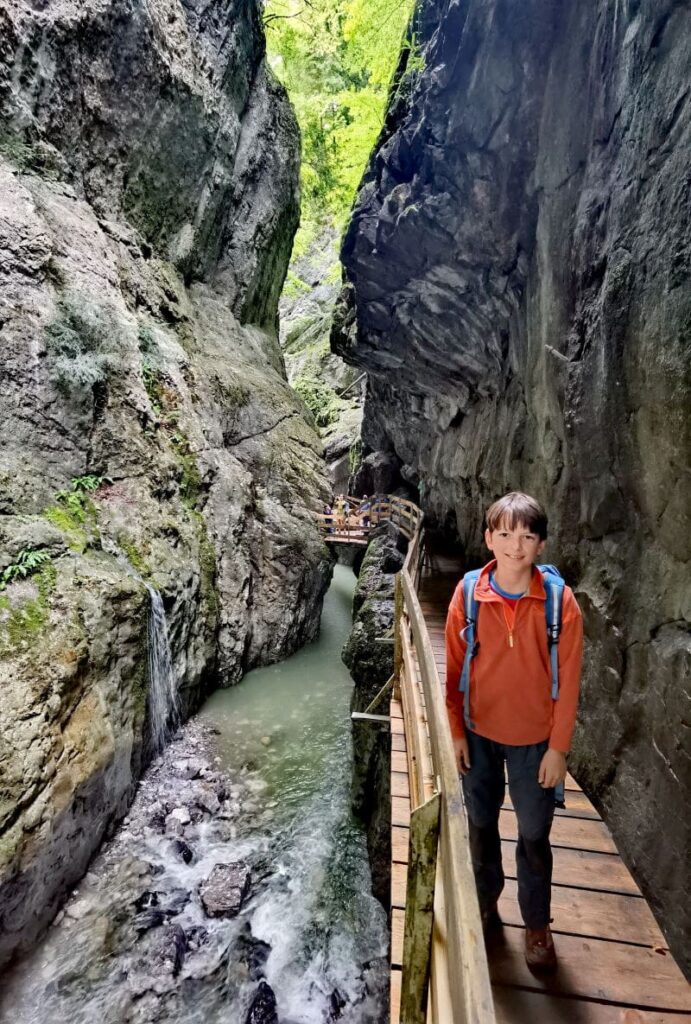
[0,549,52,591]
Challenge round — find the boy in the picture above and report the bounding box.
[445,492,583,971]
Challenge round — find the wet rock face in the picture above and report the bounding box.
[343,526,407,907]
[0,0,331,968]
[334,0,691,971]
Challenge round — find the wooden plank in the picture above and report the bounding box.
[392,860,408,909]
[391,967,402,1024]
[501,841,640,896]
[489,926,691,1012]
[492,986,690,1024]
[399,649,423,808]
[392,749,408,773]
[499,808,617,855]
[401,793,441,1024]
[498,878,669,948]
[428,846,468,1024]
[392,771,411,799]
[392,716,405,735]
[393,796,411,827]
[505,789,602,821]
[392,907,405,967]
[390,698,403,719]
[393,731,407,752]
[393,824,410,863]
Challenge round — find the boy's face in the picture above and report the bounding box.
[485,517,545,570]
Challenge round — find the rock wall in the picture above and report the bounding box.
[0,0,331,967]
[343,526,406,906]
[279,227,363,491]
[333,0,691,973]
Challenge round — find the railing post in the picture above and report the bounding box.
[393,571,403,701]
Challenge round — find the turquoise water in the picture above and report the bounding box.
[198,564,388,1022]
[0,565,387,1024]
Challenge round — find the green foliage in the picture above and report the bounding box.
[0,562,56,656]
[45,295,122,391]
[349,436,363,474]
[265,0,416,250]
[0,549,52,591]
[293,375,342,428]
[43,476,104,550]
[117,535,152,579]
[283,270,312,299]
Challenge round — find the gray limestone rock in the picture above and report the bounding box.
[334,0,691,973]
[199,862,251,919]
[0,0,331,969]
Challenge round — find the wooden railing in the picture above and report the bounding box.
[325,495,494,1020]
[391,501,496,1023]
[315,496,421,542]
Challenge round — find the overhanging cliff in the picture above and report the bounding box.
[333,0,690,973]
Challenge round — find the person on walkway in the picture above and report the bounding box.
[444,491,583,972]
[334,494,346,534]
[359,494,371,527]
[323,503,334,534]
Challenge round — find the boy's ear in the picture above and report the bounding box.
[484,528,494,551]
[537,538,546,556]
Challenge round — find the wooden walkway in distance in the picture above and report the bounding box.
[390,556,691,1023]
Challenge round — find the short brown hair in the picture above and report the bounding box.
[485,492,548,540]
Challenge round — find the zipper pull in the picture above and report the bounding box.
[508,631,514,648]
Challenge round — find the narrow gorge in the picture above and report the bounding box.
[0,0,689,1018]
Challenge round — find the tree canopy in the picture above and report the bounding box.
[263,0,416,256]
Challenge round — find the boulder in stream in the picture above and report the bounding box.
[199,863,251,918]
[245,980,278,1024]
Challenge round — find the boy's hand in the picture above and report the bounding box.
[538,749,566,788]
[453,736,471,775]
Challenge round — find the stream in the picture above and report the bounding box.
[0,565,388,1024]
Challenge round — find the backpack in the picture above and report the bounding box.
[458,564,566,805]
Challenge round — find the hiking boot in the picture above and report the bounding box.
[481,903,502,936]
[524,926,557,972]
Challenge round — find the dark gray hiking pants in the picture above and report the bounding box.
[461,730,555,930]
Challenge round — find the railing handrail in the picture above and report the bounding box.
[396,502,496,1023]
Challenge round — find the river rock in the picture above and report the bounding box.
[0,0,332,968]
[199,863,251,919]
[334,0,691,976]
[170,839,194,865]
[245,980,278,1024]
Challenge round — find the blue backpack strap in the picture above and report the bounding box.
[538,564,565,700]
[458,569,482,731]
[538,564,566,808]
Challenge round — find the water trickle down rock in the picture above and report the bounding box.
[146,584,179,754]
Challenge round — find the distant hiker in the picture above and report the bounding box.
[334,495,346,533]
[444,492,583,972]
[359,495,371,527]
[323,503,334,533]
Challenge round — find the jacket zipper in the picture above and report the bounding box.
[502,605,514,647]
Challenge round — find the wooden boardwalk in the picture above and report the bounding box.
[390,560,691,1023]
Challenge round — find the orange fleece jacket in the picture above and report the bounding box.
[444,561,583,752]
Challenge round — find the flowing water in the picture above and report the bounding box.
[0,565,388,1024]
[101,537,179,752]
[146,584,179,753]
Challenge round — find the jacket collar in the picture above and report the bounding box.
[474,559,546,602]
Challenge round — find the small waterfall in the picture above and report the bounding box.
[145,583,179,753]
[101,537,179,752]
